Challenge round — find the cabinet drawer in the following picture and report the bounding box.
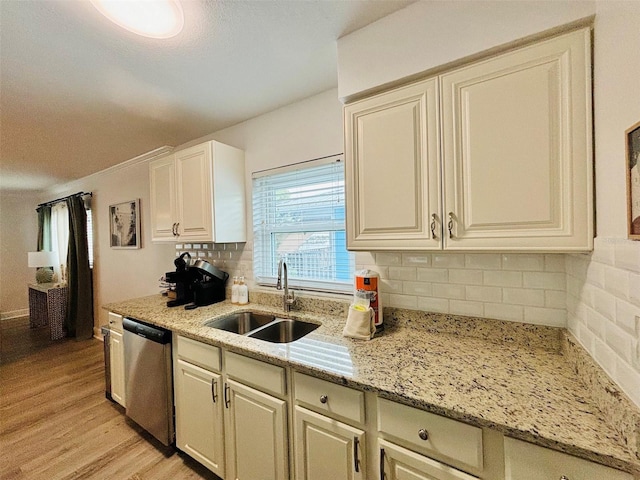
[294,372,365,425]
[108,312,123,333]
[504,437,632,480]
[224,351,286,397]
[378,397,483,472]
[176,335,221,372]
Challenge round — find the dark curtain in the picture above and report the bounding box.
[66,195,93,340]
[36,205,52,251]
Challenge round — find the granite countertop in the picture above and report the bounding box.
[103,293,640,476]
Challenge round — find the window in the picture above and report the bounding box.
[252,156,354,293]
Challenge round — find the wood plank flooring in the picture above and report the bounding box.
[0,317,220,480]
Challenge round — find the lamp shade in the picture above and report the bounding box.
[28,251,57,268]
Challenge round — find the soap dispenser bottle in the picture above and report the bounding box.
[238,276,249,305]
[231,276,239,304]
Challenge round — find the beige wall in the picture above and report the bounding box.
[0,191,40,316]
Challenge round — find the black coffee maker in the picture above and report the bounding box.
[165,253,229,309]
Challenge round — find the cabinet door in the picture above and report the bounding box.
[441,28,592,251]
[109,330,126,407]
[175,142,214,241]
[174,359,225,477]
[149,155,178,242]
[380,440,478,480]
[294,406,365,480]
[225,379,288,480]
[504,437,632,480]
[344,77,442,250]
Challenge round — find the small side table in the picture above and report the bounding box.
[28,283,68,340]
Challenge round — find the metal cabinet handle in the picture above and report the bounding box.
[418,428,429,441]
[211,379,218,403]
[447,212,454,239]
[224,382,230,408]
[171,223,177,236]
[430,213,437,239]
[353,437,360,473]
[175,222,180,237]
[379,448,385,480]
[560,476,569,480]
[320,395,328,404]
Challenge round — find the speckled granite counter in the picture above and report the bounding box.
[103,293,640,476]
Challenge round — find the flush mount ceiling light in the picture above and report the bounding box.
[90,0,184,39]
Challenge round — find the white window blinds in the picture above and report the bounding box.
[252,156,354,293]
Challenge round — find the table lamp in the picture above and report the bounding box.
[28,251,57,283]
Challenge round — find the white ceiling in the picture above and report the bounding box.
[0,0,413,192]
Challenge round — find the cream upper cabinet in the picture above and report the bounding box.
[149,155,178,241]
[441,28,592,251]
[344,77,442,250]
[150,140,247,243]
[344,27,592,252]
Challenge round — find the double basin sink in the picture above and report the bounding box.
[204,311,319,343]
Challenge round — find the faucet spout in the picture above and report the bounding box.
[277,259,295,312]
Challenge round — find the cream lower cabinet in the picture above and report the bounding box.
[345,27,592,252]
[294,406,365,480]
[504,437,633,480]
[174,336,225,477]
[107,312,126,407]
[225,379,288,480]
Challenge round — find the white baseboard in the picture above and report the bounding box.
[1,309,29,320]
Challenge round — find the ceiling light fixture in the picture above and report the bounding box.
[90,0,184,39]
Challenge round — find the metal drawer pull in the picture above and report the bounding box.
[353,437,360,473]
[175,222,180,237]
[211,379,218,403]
[430,213,437,239]
[379,448,385,480]
[224,383,230,408]
[320,395,328,404]
[447,212,454,238]
[418,428,429,441]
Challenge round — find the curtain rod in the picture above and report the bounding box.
[37,191,92,209]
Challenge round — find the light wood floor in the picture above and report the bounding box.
[0,317,220,480]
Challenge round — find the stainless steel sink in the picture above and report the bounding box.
[204,312,275,334]
[248,318,319,343]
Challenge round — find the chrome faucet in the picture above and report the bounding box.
[277,259,295,312]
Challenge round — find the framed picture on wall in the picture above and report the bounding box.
[109,199,141,248]
[627,121,640,240]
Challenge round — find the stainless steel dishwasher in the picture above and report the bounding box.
[123,317,174,446]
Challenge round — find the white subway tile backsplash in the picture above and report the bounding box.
[448,269,483,285]
[629,272,640,306]
[375,252,402,266]
[389,266,417,281]
[592,288,616,321]
[544,254,566,273]
[402,253,431,267]
[576,322,595,351]
[417,297,449,313]
[586,261,605,288]
[615,298,640,334]
[523,306,565,326]
[483,270,522,288]
[586,307,606,338]
[432,283,466,300]
[403,281,433,296]
[484,303,523,322]
[503,288,545,307]
[593,337,617,377]
[417,268,449,283]
[450,300,483,316]
[501,254,544,271]
[615,359,640,407]
[545,290,566,309]
[388,293,418,309]
[355,252,376,265]
[466,285,502,303]
[432,253,465,268]
[604,266,629,300]
[523,272,565,290]
[465,254,501,269]
[592,237,616,266]
[614,240,640,273]
[605,322,633,363]
[380,279,403,294]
